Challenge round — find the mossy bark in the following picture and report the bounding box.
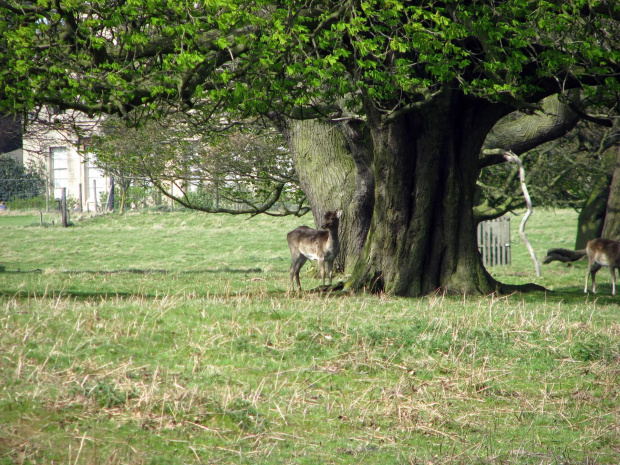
[283,118,374,272]
[601,148,620,241]
[346,91,508,296]
[575,174,610,249]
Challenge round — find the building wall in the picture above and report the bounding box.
[22,109,109,211]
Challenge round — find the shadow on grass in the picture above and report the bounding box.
[0,279,351,302]
[0,267,263,275]
[0,266,274,301]
[0,288,349,301]
[0,289,151,300]
[514,285,619,306]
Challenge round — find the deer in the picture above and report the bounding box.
[584,238,620,295]
[287,209,342,291]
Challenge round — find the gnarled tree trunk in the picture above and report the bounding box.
[282,118,374,272]
[346,91,509,296]
[283,91,580,296]
[575,173,610,249]
[601,147,620,241]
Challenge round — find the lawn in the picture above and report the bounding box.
[0,208,618,464]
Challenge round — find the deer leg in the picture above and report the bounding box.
[326,260,334,286]
[289,263,297,291]
[289,253,297,291]
[590,262,602,294]
[318,258,326,286]
[295,256,307,291]
[290,254,307,291]
[585,259,598,293]
[611,267,616,296]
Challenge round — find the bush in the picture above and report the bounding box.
[6,195,46,210]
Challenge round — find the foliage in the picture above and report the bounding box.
[4,195,46,210]
[0,1,617,120]
[0,209,619,463]
[1,0,617,217]
[0,155,46,202]
[90,116,307,215]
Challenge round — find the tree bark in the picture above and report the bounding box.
[282,118,374,272]
[601,147,620,241]
[346,90,509,296]
[480,93,580,167]
[575,173,610,249]
[284,92,580,296]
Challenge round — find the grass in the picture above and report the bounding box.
[0,208,618,464]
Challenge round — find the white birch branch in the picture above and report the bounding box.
[503,151,541,277]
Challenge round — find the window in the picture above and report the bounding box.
[85,154,106,204]
[50,146,68,199]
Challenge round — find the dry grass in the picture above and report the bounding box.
[0,210,619,464]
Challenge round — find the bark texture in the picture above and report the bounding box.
[283,92,580,296]
[576,173,611,249]
[347,91,509,296]
[601,148,620,241]
[282,118,374,272]
[481,94,580,166]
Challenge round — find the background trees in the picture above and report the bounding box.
[478,111,620,246]
[0,155,46,205]
[90,116,307,215]
[1,0,618,295]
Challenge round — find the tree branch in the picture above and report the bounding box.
[504,151,541,277]
[479,93,581,168]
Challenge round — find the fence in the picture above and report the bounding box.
[477,217,511,266]
[0,178,45,202]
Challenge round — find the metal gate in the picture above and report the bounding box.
[477,217,511,266]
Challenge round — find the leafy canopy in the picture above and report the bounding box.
[0,0,618,121]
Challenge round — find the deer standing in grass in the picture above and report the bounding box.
[584,238,620,295]
[287,210,342,291]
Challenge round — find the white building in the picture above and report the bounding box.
[21,108,111,212]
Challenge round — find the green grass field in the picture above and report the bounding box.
[1,209,618,464]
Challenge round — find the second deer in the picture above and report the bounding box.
[584,238,620,295]
[287,210,342,291]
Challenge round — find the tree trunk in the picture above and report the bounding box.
[601,147,620,241]
[575,173,610,249]
[347,91,509,296]
[107,176,115,212]
[283,118,374,272]
[284,91,575,296]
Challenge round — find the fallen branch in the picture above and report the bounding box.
[542,248,587,264]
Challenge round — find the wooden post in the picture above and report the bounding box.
[40,211,43,226]
[93,179,98,212]
[61,188,68,227]
[46,174,51,212]
[106,177,115,212]
[78,183,83,212]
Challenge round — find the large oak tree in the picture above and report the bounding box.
[1,0,618,295]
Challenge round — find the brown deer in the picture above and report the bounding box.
[584,238,620,295]
[287,210,342,291]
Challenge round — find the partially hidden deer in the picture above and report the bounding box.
[584,238,620,295]
[287,210,342,291]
